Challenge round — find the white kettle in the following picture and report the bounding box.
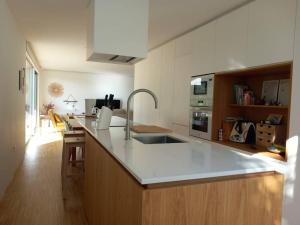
[96,106,112,130]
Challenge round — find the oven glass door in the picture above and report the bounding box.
[192,111,208,133]
[193,81,207,95]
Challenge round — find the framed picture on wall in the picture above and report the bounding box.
[19,68,25,92]
[278,79,290,106]
[261,80,279,104]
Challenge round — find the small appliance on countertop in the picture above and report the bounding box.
[190,73,215,140]
[96,106,113,130]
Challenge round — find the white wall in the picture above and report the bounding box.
[283,1,300,224]
[0,0,26,198]
[39,70,134,114]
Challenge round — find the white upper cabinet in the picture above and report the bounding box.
[173,54,193,126]
[134,48,161,125]
[192,22,216,75]
[172,35,194,127]
[173,55,192,126]
[134,59,149,123]
[158,41,175,128]
[175,32,194,58]
[215,5,249,72]
[142,48,162,125]
[247,0,296,67]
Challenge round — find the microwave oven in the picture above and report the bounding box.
[190,73,215,107]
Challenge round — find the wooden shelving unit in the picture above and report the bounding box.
[229,104,289,110]
[212,62,292,162]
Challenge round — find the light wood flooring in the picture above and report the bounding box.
[0,130,88,225]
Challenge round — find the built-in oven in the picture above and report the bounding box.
[190,107,212,140]
[190,73,214,107]
[190,73,214,140]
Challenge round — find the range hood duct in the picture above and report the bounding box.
[109,55,136,63]
[87,0,148,65]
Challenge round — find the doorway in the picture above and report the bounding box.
[25,59,38,143]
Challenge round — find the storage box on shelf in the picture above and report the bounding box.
[212,61,292,161]
[256,123,286,147]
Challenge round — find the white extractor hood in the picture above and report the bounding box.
[87,0,149,64]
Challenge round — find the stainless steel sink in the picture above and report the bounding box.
[133,135,186,144]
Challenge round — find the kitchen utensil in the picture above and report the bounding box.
[104,94,108,107]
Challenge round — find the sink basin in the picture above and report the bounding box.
[133,135,186,144]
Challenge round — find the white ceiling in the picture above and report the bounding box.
[7,0,251,74]
[149,0,251,48]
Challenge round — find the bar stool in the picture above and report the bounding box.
[61,136,85,198]
[63,130,85,137]
[63,130,85,166]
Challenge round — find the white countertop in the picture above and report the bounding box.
[77,117,282,185]
[109,116,127,127]
[76,115,127,127]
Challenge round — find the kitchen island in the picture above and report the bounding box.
[77,117,283,225]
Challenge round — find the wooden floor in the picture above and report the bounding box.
[0,130,88,225]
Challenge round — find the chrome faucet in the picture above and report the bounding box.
[125,89,158,140]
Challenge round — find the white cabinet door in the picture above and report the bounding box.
[134,49,162,125]
[175,31,194,58]
[134,48,161,125]
[247,0,296,67]
[158,41,175,129]
[192,21,216,75]
[173,53,192,127]
[142,48,162,125]
[215,5,249,72]
[134,59,149,123]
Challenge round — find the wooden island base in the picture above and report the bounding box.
[84,132,283,225]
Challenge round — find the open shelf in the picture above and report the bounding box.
[229,104,289,110]
[212,61,292,162]
[214,140,286,162]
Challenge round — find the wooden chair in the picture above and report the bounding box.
[48,109,65,130]
[61,136,85,198]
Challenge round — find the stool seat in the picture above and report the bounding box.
[63,132,85,167]
[64,137,85,144]
[63,130,85,137]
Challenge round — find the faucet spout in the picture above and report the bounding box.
[125,89,158,140]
